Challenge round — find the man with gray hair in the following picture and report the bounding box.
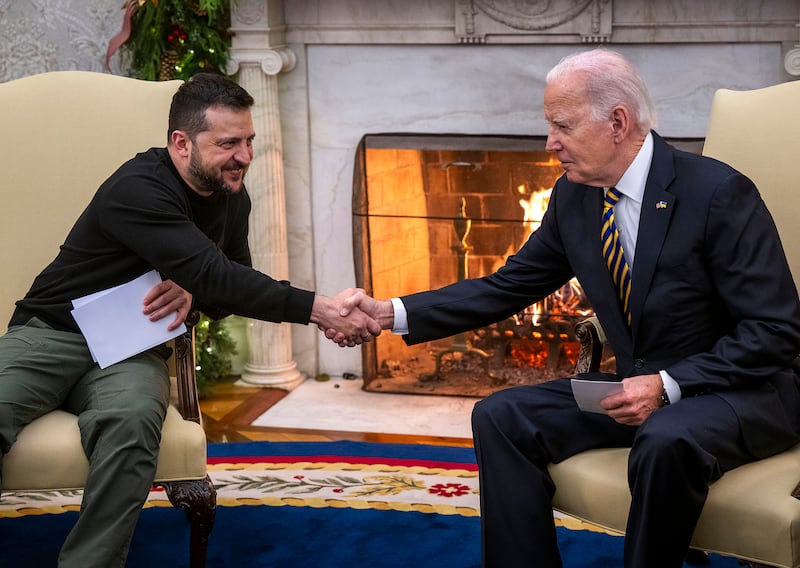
[341,49,800,567]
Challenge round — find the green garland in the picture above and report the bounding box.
[194,314,238,398]
[122,0,231,81]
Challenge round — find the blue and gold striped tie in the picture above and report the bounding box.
[601,187,632,325]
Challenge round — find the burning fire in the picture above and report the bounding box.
[514,182,593,325]
[508,338,581,369]
[518,182,551,231]
[481,176,593,374]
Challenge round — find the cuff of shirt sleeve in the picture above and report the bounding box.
[659,370,682,404]
[390,297,408,335]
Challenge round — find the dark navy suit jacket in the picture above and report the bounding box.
[401,132,800,458]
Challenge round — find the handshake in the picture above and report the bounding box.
[310,288,394,348]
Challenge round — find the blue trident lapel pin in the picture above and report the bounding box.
[655,200,668,209]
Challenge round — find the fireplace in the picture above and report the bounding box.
[353,133,701,397]
[354,133,592,397]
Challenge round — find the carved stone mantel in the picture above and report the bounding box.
[228,0,303,390]
[455,0,613,44]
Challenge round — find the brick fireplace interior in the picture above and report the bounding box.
[353,133,702,397]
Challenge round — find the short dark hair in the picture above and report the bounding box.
[168,73,255,142]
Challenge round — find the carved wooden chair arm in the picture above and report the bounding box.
[173,310,202,423]
[574,316,606,375]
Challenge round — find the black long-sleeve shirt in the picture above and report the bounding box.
[11,147,314,332]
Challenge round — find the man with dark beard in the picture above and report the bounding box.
[0,73,379,568]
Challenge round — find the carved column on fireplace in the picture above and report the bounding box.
[227,0,303,390]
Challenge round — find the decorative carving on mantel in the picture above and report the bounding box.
[455,0,612,44]
[230,0,264,26]
[785,20,800,77]
[787,46,800,77]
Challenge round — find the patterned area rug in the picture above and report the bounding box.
[209,442,481,517]
[0,441,740,567]
[0,441,480,519]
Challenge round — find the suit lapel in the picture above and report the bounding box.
[629,133,676,336]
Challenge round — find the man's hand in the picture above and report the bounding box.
[321,289,395,347]
[338,289,395,330]
[601,374,664,426]
[143,279,192,332]
[311,288,382,348]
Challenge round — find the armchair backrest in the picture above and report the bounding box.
[0,71,183,333]
[702,81,800,279]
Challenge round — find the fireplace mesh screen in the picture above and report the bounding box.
[353,134,700,397]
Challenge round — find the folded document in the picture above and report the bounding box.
[570,378,623,414]
[70,270,186,369]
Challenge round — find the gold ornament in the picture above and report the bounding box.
[158,50,179,81]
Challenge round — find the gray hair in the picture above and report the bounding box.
[546,49,657,133]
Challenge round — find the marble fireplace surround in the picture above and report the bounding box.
[227,0,800,390]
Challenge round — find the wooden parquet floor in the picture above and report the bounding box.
[199,376,474,448]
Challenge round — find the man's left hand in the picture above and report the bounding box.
[143,279,193,332]
[601,374,664,426]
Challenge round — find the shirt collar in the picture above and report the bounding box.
[612,131,653,204]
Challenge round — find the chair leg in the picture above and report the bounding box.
[156,475,217,568]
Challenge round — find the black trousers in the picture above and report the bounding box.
[471,376,749,568]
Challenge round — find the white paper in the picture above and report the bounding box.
[70,270,186,369]
[570,379,624,414]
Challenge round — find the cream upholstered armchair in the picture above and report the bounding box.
[0,71,215,567]
[552,80,800,568]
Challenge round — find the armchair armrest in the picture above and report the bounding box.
[574,316,606,374]
[573,319,800,504]
[173,310,202,423]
